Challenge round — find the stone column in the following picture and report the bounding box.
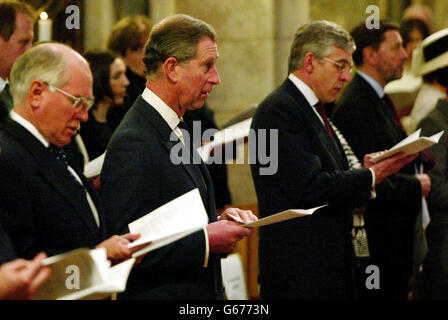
[83,0,116,49]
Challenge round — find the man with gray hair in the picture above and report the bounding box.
[0,43,144,268]
[250,20,417,299]
[0,0,35,126]
[101,14,257,300]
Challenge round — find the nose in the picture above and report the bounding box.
[400,46,409,61]
[123,75,130,87]
[340,68,352,82]
[210,66,220,85]
[75,107,89,122]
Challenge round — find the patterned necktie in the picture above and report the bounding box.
[48,143,70,167]
[315,102,336,140]
[177,119,208,192]
[48,143,84,187]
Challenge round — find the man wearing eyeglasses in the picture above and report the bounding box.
[332,21,431,300]
[250,20,417,299]
[0,43,144,269]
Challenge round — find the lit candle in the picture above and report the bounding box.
[38,12,52,42]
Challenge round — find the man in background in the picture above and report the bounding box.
[251,20,416,299]
[333,21,431,299]
[0,0,35,127]
[101,14,257,300]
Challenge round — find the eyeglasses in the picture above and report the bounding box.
[44,82,95,111]
[323,57,354,73]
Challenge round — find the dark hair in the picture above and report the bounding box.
[423,66,448,89]
[0,0,36,41]
[401,18,430,48]
[83,49,116,103]
[143,14,216,79]
[107,15,152,56]
[351,20,400,66]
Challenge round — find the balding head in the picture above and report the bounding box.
[10,43,93,146]
[10,43,90,106]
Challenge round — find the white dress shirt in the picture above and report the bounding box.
[10,111,101,228]
[141,87,210,267]
[288,73,376,188]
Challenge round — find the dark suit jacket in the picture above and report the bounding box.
[0,220,17,264]
[414,99,448,299]
[0,99,9,129]
[333,73,422,299]
[250,78,372,299]
[100,96,223,300]
[0,121,106,260]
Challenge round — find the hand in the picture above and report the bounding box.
[0,252,51,300]
[219,207,258,224]
[364,151,418,185]
[206,220,252,253]
[96,233,145,265]
[415,173,431,197]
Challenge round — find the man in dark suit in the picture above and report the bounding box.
[332,21,430,299]
[100,14,257,300]
[0,220,17,265]
[0,43,142,266]
[0,1,35,127]
[250,20,416,300]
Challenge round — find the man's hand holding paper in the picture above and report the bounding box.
[364,151,418,184]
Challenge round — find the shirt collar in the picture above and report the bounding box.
[288,73,320,107]
[141,87,181,130]
[10,111,50,147]
[356,70,384,98]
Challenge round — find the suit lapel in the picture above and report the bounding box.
[283,79,347,170]
[5,122,103,241]
[354,74,406,145]
[134,98,212,212]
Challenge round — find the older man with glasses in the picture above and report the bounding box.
[0,43,145,270]
[250,20,417,300]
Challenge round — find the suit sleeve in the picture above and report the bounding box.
[419,116,448,213]
[100,131,207,271]
[333,97,422,214]
[252,94,372,211]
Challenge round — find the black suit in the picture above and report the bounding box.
[100,95,223,300]
[0,99,9,129]
[414,99,448,299]
[0,121,106,260]
[251,78,372,299]
[333,73,422,299]
[0,220,17,265]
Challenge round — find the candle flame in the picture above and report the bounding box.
[40,12,48,20]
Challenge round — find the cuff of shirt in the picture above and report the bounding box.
[368,168,377,199]
[203,226,210,268]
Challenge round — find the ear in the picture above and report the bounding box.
[163,57,181,83]
[362,46,378,66]
[303,52,315,73]
[28,80,46,110]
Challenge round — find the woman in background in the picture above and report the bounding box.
[80,50,129,160]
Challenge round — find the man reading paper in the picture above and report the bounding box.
[100,14,257,300]
[250,20,417,300]
[0,43,143,266]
